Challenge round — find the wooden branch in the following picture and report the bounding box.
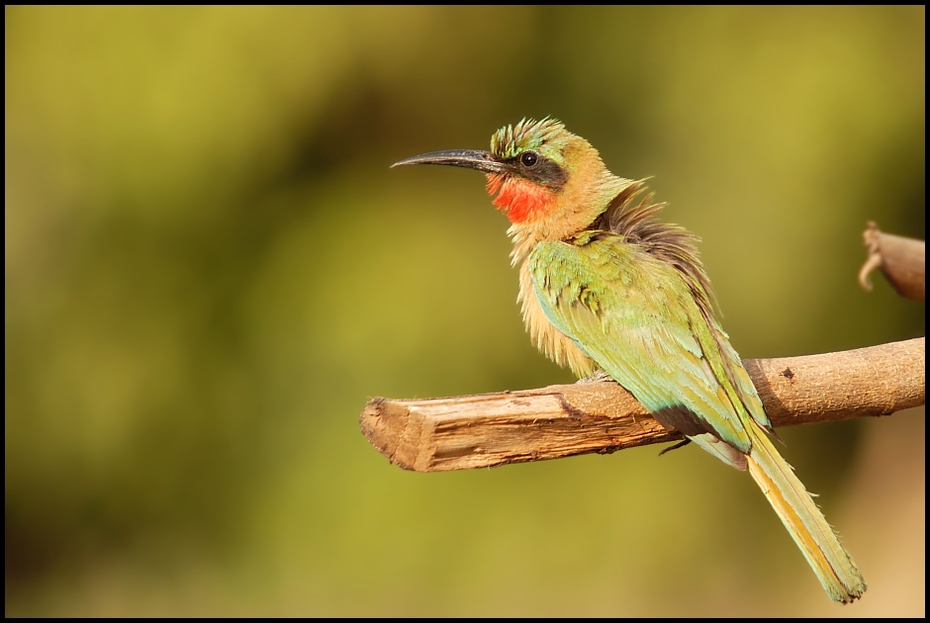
[360,338,925,472]
[859,222,925,301]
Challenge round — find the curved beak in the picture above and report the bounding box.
[391,149,506,174]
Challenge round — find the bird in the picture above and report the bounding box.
[392,117,865,603]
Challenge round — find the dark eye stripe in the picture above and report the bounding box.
[507,153,568,190]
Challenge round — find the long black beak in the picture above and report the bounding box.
[391,149,506,174]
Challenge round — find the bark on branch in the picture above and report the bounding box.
[360,338,925,473]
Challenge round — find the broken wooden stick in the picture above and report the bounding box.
[859,222,925,301]
[360,337,925,472]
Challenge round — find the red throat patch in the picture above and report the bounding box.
[485,174,555,224]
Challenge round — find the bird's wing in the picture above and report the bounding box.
[529,235,754,462]
[703,316,774,433]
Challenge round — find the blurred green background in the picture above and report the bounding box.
[5,6,924,616]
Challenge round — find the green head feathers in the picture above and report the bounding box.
[490,117,567,160]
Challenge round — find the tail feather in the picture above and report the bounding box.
[746,424,866,603]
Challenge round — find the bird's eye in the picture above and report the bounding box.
[520,151,538,167]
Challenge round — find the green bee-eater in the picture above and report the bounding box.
[393,118,865,603]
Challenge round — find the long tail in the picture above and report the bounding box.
[745,424,866,603]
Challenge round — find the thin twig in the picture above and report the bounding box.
[860,222,925,301]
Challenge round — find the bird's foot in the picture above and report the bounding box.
[576,369,614,384]
[658,439,692,456]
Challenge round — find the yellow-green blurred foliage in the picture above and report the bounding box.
[6,6,924,616]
